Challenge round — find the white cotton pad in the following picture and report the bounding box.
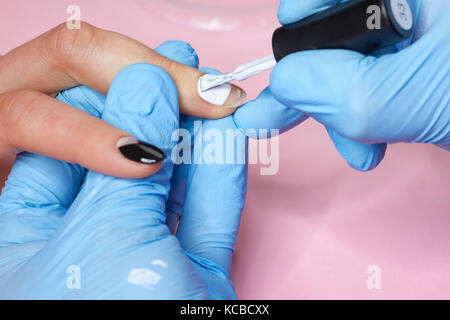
[197,77,232,106]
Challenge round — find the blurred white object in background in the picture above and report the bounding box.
[138,0,277,32]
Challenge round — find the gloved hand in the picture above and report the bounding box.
[156,43,247,299]
[268,0,449,154]
[234,0,394,172]
[0,41,247,299]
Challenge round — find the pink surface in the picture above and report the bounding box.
[1,0,449,299]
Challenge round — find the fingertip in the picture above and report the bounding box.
[155,40,199,68]
[277,0,301,25]
[198,82,246,110]
[278,0,339,25]
[197,68,247,114]
[108,63,178,109]
[96,64,181,178]
[105,63,180,137]
[327,128,386,172]
[269,54,304,105]
[346,144,386,172]
[177,68,246,119]
[234,87,308,138]
[357,144,386,172]
[270,49,367,108]
[76,128,166,179]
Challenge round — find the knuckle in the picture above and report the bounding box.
[46,21,98,65]
[0,90,41,141]
[0,90,37,119]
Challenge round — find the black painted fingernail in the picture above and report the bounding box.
[117,137,166,164]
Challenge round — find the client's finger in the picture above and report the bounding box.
[0,89,163,178]
[0,22,245,118]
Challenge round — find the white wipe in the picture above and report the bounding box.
[197,76,232,105]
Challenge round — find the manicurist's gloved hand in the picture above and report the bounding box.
[158,45,248,300]
[0,22,245,179]
[0,41,247,299]
[235,0,402,172]
[268,0,449,155]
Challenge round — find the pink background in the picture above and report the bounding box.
[1,0,449,299]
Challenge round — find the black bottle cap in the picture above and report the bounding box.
[272,0,414,62]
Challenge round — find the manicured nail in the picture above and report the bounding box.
[117,137,166,164]
[198,81,247,108]
[225,85,247,108]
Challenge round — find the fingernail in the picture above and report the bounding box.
[198,81,247,108]
[117,137,166,164]
[224,85,247,108]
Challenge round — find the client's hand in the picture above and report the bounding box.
[0,22,246,178]
[0,41,247,299]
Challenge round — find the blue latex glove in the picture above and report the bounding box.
[155,43,247,299]
[0,41,246,299]
[269,0,449,152]
[234,1,392,172]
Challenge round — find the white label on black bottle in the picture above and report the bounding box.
[389,0,413,31]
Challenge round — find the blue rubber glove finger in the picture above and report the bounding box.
[153,40,200,233]
[232,0,325,137]
[0,64,208,299]
[0,154,82,280]
[175,117,247,300]
[326,128,387,171]
[0,155,82,247]
[155,40,199,70]
[234,87,308,139]
[235,86,386,171]
[0,87,108,244]
[235,0,387,171]
[0,87,106,280]
[270,1,450,150]
[278,0,342,25]
[279,0,388,170]
[233,0,321,137]
[172,67,247,299]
